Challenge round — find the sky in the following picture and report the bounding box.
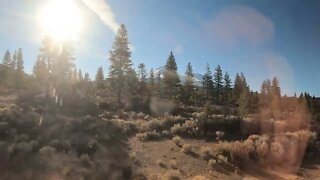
[0,0,319,96]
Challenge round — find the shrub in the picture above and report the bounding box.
[181,144,196,156]
[172,136,182,147]
[136,130,161,141]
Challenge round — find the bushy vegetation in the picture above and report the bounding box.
[0,107,134,179]
[199,130,315,173]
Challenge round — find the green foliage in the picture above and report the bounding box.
[213,65,223,102]
[163,51,181,99]
[95,66,105,89]
[223,72,232,105]
[202,63,214,101]
[108,24,133,107]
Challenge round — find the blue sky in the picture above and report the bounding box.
[0,0,319,96]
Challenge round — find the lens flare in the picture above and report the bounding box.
[39,0,82,42]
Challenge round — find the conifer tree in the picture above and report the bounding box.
[163,51,180,99]
[233,73,241,101]
[95,66,105,89]
[271,76,281,119]
[78,70,83,81]
[108,24,133,107]
[155,71,162,96]
[184,62,194,102]
[148,68,155,94]
[15,48,24,88]
[2,50,11,66]
[213,65,223,102]
[11,50,17,69]
[202,63,214,101]
[137,63,147,96]
[84,72,90,82]
[33,55,49,82]
[223,72,232,104]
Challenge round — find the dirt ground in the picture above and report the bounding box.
[129,138,320,180]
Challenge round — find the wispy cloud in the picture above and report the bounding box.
[203,5,274,46]
[81,0,119,33]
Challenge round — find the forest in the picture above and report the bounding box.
[0,24,320,179]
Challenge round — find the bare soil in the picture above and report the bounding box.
[129,138,320,180]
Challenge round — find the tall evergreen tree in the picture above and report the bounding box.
[148,68,155,94]
[137,63,147,82]
[11,50,17,69]
[155,71,162,96]
[108,24,133,107]
[233,73,241,101]
[163,51,180,99]
[33,55,49,82]
[2,50,11,66]
[84,72,90,82]
[95,66,105,89]
[271,76,281,119]
[223,72,232,104]
[202,63,214,101]
[78,69,83,82]
[213,65,223,102]
[15,48,24,88]
[184,62,194,102]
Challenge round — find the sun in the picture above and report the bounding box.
[39,0,82,42]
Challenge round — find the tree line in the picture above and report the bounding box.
[1,24,318,117]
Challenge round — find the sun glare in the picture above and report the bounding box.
[39,0,82,42]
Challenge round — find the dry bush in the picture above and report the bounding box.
[136,131,161,141]
[172,136,182,147]
[181,144,197,156]
[208,130,315,172]
[170,119,200,137]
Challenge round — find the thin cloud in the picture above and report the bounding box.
[81,0,119,33]
[203,5,274,46]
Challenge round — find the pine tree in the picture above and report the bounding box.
[84,72,90,82]
[108,24,133,107]
[11,50,17,69]
[2,50,11,66]
[39,36,55,73]
[223,72,232,104]
[184,62,194,102]
[213,65,223,102]
[78,70,83,81]
[72,67,78,83]
[126,69,139,96]
[148,68,155,95]
[155,71,162,96]
[271,76,281,119]
[202,63,214,101]
[15,48,24,89]
[33,55,49,82]
[137,63,147,82]
[137,63,147,96]
[233,73,241,101]
[259,79,271,107]
[163,51,180,99]
[238,87,250,118]
[1,50,11,85]
[53,41,75,82]
[95,66,105,89]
